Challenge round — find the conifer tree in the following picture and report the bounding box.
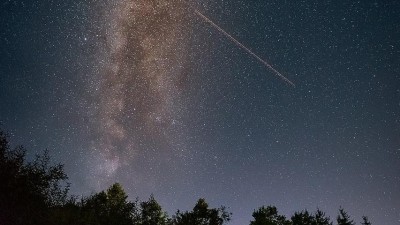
[337,208,355,225]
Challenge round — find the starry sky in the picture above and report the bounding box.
[1,0,399,225]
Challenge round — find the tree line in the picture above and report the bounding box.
[0,129,371,225]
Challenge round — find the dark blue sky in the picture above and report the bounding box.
[1,1,399,225]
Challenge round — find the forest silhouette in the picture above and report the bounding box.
[0,129,371,225]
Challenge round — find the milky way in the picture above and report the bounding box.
[88,0,193,180]
[2,1,399,224]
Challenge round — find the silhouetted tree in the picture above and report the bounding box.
[290,209,332,225]
[0,129,68,225]
[172,198,231,225]
[0,129,374,225]
[337,208,355,225]
[313,209,332,225]
[360,216,371,225]
[292,210,314,225]
[250,206,290,225]
[139,194,168,225]
[81,183,137,225]
[49,196,82,225]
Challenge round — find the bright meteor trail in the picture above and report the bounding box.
[194,9,295,87]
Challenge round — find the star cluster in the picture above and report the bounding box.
[85,0,193,180]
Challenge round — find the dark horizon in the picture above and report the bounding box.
[1,1,399,225]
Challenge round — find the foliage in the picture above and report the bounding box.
[292,210,314,225]
[139,195,168,225]
[361,216,371,225]
[0,130,68,225]
[172,198,231,225]
[80,183,137,225]
[291,209,332,225]
[0,129,373,225]
[337,208,355,225]
[250,206,291,225]
[314,209,332,225]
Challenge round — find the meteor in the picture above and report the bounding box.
[193,8,295,87]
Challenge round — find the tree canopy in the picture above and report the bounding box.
[0,130,68,225]
[139,195,168,225]
[172,198,231,225]
[337,208,355,225]
[250,206,290,225]
[291,209,332,225]
[0,129,373,225]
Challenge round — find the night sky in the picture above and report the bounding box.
[1,0,399,225]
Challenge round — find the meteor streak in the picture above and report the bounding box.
[194,9,295,87]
